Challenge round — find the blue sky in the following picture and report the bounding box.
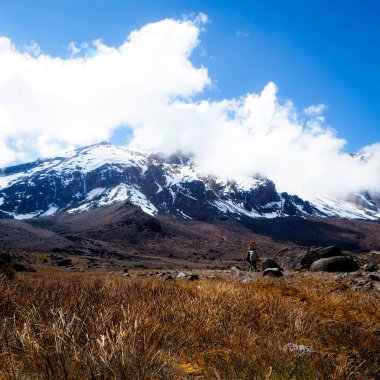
[0,0,379,152]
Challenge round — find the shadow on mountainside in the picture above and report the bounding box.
[242,216,380,251]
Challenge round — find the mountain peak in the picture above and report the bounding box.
[0,143,379,221]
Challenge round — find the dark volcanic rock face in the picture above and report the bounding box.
[0,143,376,221]
[280,193,320,217]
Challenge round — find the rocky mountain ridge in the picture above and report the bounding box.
[0,143,379,221]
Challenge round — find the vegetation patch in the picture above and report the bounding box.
[0,272,379,379]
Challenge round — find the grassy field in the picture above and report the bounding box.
[0,271,379,379]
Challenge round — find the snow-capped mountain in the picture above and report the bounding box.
[0,143,379,221]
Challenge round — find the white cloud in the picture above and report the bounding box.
[24,40,42,57]
[0,17,209,164]
[129,81,380,198]
[0,16,380,199]
[68,41,91,57]
[193,12,208,25]
[304,103,326,115]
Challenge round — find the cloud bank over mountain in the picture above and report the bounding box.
[0,15,380,198]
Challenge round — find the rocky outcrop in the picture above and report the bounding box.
[298,246,342,270]
[273,246,345,270]
[310,256,359,272]
[280,193,319,216]
[261,258,283,271]
[263,268,284,278]
[261,259,284,278]
[336,271,380,290]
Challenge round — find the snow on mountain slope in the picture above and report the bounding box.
[0,143,379,221]
[311,196,380,220]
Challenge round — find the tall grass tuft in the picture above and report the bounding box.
[0,272,379,379]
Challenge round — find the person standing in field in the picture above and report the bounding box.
[246,241,260,272]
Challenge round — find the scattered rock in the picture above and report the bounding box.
[352,279,374,290]
[261,259,284,278]
[336,271,380,290]
[273,247,310,270]
[263,268,283,278]
[368,273,380,281]
[207,274,220,281]
[261,259,283,271]
[283,343,319,355]
[363,262,377,272]
[317,246,342,257]
[175,272,199,281]
[336,272,361,282]
[310,256,359,272]
[298,246,342,270]
[230,267,254,282]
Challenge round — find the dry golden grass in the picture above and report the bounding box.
[0,272,379,379]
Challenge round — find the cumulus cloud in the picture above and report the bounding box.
[0,16,209,164]
[0,15,380,198]
[129,82,380,198]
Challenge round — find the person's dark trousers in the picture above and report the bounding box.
[250,261,258,272]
